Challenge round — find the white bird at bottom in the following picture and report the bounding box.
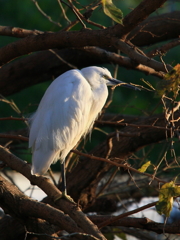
[29,66,138,197]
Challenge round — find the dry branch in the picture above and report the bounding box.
[90,216,180,234]
[148,37,180,58]
[121,0,167,38]
[0,49,107,96]
[83,47,165,78]
[1,10,180,96]
[0,47,165,97]
[0,175,82,234]
[0,146,106,240]
[0,0,168,66]
[0,25,44,38]
[129,11,180,46]
[113,39,172,72]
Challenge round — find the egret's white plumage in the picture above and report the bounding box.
[29,66,135,178]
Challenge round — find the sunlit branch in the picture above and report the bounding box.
[83,46,165,78]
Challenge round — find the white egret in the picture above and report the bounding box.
[29,66,138,197]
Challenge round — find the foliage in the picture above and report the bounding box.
[102,0,123,24]
[156,181,180,217]
[157,64,180,98]
[138,161,151,173]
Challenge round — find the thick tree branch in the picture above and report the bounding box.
[0,11,179,96]
[0,146,106,240]
[0,214,64,240]
[120,0,167,38]
[0,0,169,66]
[0,29,110,65]
[0,47,165,97]
[0,175,82,234]
[1,11,179,48]
[128,11,180,46]
[0,49,80,96]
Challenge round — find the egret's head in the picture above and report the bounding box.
[81,66,117,87]
[81,66,139,90]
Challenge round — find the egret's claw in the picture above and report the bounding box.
[54,192,76,204]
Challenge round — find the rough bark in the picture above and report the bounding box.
[0,147,106,240]
[0,11,179,96]
[0,0,167,66]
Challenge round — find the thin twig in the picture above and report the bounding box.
[96,119,179,131]
[67,0,86,28]
[98,201,157,228]
[95,167,119,198]
[148,38,180,58]
[62,0,104,30]
[0,134,28,141]
[0,95,28,126]
[0,117,27,121]
[31,0,62,27]
[57,0,71,23]
[49,49,77,69]
[72,149,166,184]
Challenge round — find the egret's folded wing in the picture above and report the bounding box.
[29,69,93,160]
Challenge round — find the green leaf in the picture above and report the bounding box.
[156,181,180,217]
[156,197,173,217]
[102,0,123,24]
[138,161,151,173]
[156,64,180,99]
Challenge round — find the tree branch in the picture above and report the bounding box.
[113,39,172,72]
[83,47,165,78]
[0,146,106,240]
[121,0,167,38]
[0,49,105,96]
[0,25,44,38]
[128,11,180,46]
[90,216,180,234]
[0,175,82,234]
[148,37,180,58]
[0,0,171,66]
[0,12,179,97]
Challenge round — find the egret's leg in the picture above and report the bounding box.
[61,162,67,195]
[54,162,75,203]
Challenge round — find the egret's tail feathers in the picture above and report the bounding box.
[31,149,59,175]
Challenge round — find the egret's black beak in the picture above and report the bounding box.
[109,78,140,91]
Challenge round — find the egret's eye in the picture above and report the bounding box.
[102,75,110,80]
